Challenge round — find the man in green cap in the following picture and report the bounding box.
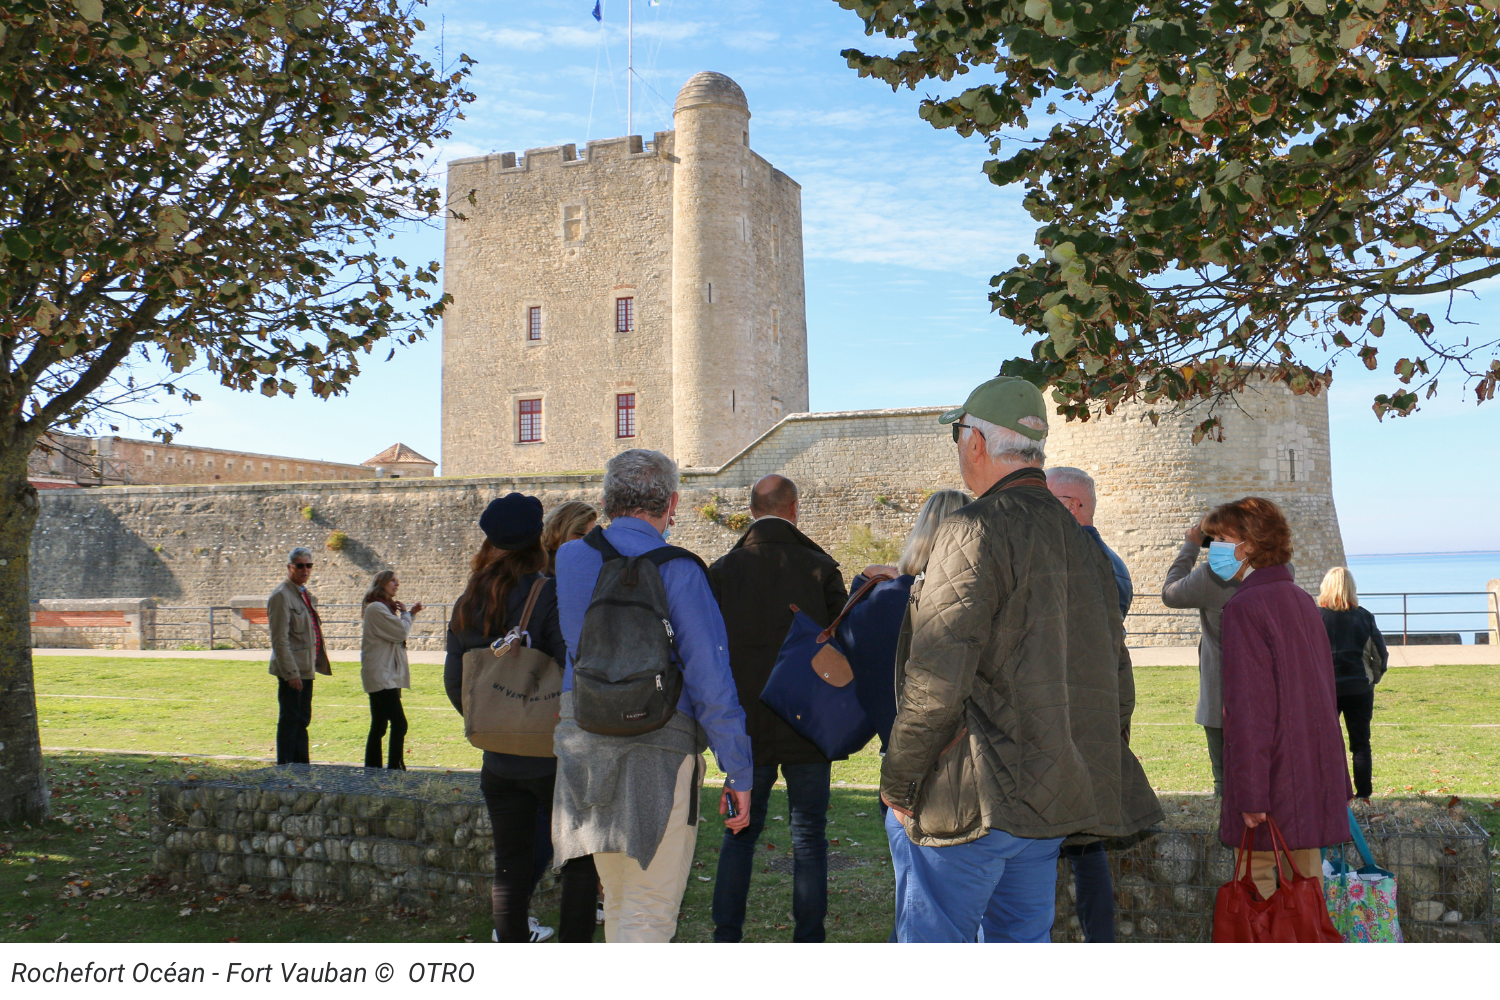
[880,376,1162,943]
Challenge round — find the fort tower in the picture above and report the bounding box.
[439,71,807,476]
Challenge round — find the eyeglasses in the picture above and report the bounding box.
[292,562,313,569]
[951,422,985,443]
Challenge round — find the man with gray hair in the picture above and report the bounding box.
[880,376,1161,942]
[1047,467,1133,616]
[268,546,330,765]
[552,448,753,942]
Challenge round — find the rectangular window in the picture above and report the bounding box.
[616,296,635,333]
[563,204,583,241]
[617,393,637,438]
[519,398,543,443]
[528,306,542,341]
[772,306,779,344]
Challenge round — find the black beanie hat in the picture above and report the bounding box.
[479,493,544,550]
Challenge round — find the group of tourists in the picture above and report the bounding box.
[264,374,1382,944]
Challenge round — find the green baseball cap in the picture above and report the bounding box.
[938,376,1049,442]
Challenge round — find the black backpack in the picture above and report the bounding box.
[572,526,709,736]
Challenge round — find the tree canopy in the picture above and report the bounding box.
[839,0,1500,437]
[0,0,469,450]
[0,0,468,823]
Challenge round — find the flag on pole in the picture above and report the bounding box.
[592,1,601,20]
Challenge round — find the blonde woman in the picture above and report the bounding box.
[836,489,970,751]
[361,570,421,770]
[541,500,599,575]
[1317,567,1387,801]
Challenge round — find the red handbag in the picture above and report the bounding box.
[1213,816,1342,943]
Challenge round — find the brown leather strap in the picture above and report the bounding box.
[817,574,884,644]
[515,577,548,633]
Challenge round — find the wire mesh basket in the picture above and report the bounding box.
[1052,797,1494,943]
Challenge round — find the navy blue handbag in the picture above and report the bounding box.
[759,578,880,760]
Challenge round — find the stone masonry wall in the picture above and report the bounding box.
[30,390,1345,647]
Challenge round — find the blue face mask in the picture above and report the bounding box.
[661,526,671,541]
[1208,540,1243,581]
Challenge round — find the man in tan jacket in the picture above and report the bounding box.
[268,546,330,765]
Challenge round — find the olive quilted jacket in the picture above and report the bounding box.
[881,467,1163,846]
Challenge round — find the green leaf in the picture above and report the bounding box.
[70,0,103,22]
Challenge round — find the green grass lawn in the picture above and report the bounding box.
[4,655,1496,943]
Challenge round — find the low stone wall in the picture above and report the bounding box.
[151,765,498,911]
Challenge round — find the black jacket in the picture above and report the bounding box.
[1319,605,1387,696]
[708,517,848,766]
[444,571,565,778]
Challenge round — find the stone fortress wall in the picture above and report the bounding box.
[28,430,375,488]
[441,71,807,478]
[30,382,1342,647]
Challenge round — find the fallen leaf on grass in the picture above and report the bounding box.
[24,874,38,883]
[697,876,711,882]
[178,907,193,917]
[854,812,867,817]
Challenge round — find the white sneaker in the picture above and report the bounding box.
[528,916,555,943]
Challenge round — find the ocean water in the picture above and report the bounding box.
[1342,551,1500,643]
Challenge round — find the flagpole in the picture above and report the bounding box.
[627,0,633,136]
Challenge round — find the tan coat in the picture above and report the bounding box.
[881,467,1162,846]
[360,601,412,694]
[267,578,331,681]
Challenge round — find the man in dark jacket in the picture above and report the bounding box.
[708,474,847,943]
[882,377,1161,943]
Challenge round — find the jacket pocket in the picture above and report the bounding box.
[910,727,983,843]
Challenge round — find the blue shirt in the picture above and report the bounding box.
[555,516,754,791]
[1083,525,1134,617]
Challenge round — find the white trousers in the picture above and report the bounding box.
[592,753,700,943]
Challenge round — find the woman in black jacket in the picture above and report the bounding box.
[1316,566,1388,801]
[443,494,595,943]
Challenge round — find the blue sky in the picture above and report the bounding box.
[115,0,1500,555]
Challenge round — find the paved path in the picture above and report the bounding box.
[33,646,1499,667]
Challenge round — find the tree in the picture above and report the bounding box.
[838,0,1500,436]
[0,0,470,822]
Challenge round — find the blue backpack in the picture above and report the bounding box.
[759,578,880,759]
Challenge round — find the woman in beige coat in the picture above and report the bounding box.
[361,570,422,769]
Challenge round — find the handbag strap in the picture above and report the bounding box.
[515,577,548,633]
[816,575,884,644]
[1234,823,1257,884]
[1264,815,1306,883]
[1346,806,1376,869]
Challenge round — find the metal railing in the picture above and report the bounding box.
[1361,591,1499,645]
[1122,590,1500,647]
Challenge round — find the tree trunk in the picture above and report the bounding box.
[0,442,48,824]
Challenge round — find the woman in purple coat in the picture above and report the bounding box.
[1202,497,1352,902]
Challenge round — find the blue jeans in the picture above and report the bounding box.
[711,762,830,942]
[886,808,1063,942]
[1061,841,1115,942]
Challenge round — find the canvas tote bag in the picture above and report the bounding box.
[461,578,563,757]
[1323,807,1404,943]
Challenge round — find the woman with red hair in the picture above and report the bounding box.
[1202,497,1351,903]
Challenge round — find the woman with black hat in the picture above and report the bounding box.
[443,494,596,943]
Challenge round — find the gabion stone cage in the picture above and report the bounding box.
[150,764,502,911]
[1052,796,1495,943]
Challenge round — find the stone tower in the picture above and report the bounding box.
[439,71,807,477]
